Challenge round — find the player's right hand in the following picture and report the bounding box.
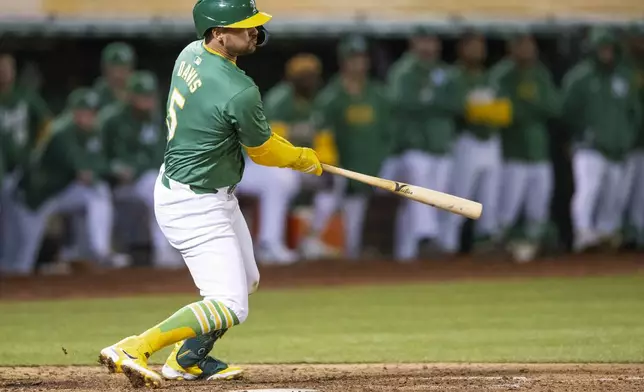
[291,148,323,176]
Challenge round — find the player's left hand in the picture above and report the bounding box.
[290,148,323,176]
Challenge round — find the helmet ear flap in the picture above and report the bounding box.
[256,25,269,47]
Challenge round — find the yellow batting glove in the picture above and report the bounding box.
[272,132,295,147]
[485,98,512,127]
[465,99,513,127]
[465,101,489,124]
[291,148,323,176]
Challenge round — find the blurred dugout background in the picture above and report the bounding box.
[0,0,643,274]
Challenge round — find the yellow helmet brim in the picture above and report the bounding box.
[225,12,272,28]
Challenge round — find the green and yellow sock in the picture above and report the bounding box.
[137,299,239,354]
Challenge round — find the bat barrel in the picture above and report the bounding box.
[321,164,482,220]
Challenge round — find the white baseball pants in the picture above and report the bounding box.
[498,161,553,239]
[624,151,644,238]
[394,150,451,260]
[114,169,180,267]
[236,159,301,250]
[0,173,19,272]
[154,168,259,324]
[378,156,403,183]
[10,182,114,275]
[571,149,625,246]
[440,134,502,253]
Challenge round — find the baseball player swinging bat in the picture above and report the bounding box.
[321,164,483,220]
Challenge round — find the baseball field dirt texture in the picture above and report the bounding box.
[1,254,643,391]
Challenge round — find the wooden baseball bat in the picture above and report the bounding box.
[321,164,482,220]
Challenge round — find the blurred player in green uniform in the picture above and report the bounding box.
[387,28,461,260]
[0,53,52,273]
[563,27,641,252]
[237,53,322,264]
[301,36,392,260]
[99,0,322,387]
[10,88,117,275]
[623,24,644,248]
[494,32,561,262]
[101,71,181,267]
[439,32,513,255]
[94,42,136,109]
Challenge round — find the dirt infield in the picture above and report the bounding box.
[1,364,644,391]
[1,253,643,301]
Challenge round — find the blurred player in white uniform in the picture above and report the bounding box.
[387,29,459,260]
[563,27,642,252]
[440,32,512,254]
[495,33,560,262]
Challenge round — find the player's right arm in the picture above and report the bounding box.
[45,128,84,175]
[27,92,53,148]
[228,86,322,176]
[98,107,135,182]
[387,61,425,114]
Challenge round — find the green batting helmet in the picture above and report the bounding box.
[67,88,100,111]
[127,71,158,95]
[337,35,369,60]
[193,0,272,46]
[102,42,136,66]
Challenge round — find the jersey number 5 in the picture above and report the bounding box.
[166,88,186,140]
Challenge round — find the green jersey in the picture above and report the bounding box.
[634,60,644,149]
[387,53,460,155]
[452,65,501,140]
[490,59,561,162]
[100,103,166,179]
[163,41,271,191]
[17,114,109,210]
[0,86,51,173]
[312,75,391,192]
[263,82,316,147]
[562,59,641,161]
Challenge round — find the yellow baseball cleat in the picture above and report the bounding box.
[161,340,243,381]
[99,335,136,373]
[98,336,162,388]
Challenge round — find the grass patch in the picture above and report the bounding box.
[1,275,643,365]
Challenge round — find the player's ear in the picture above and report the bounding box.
[210,28,225,46]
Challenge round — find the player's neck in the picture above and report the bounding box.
[129,106,151,121]
[294,89,314,102]
[204,41,237,64]
[110,85,127,101]
[514,57,534,69]
[462,60,483,73]
[414,52,437,66]
[341,74,366,96]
